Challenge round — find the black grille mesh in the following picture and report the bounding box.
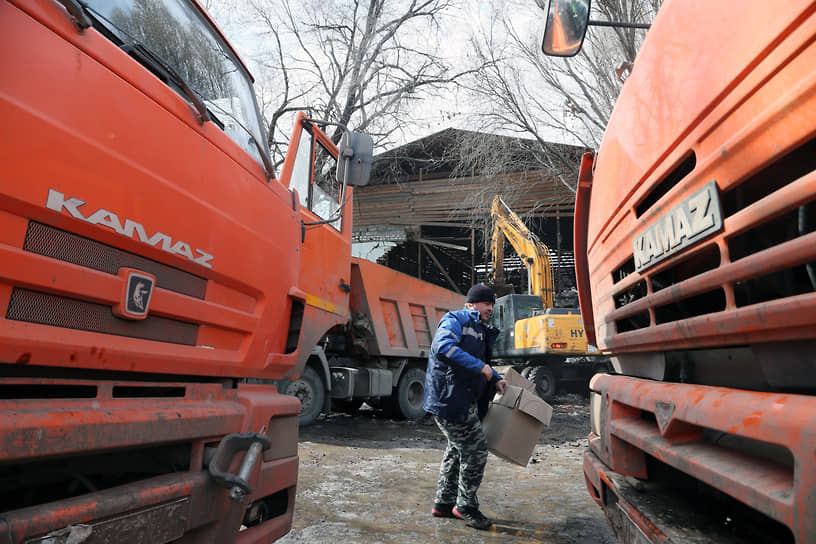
[7,288,198,345]
[24,222,206,299]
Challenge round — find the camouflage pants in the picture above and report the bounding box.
[433,404,488,508]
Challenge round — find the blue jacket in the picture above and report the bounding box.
[423,309,501,422]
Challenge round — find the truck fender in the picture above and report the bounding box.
[574,152,597,347]
[391,359,408,388]
[309,345,332,413]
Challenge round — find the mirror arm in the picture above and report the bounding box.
[301,184,350,227]
[588,19,650,29]
[303,118,350,141]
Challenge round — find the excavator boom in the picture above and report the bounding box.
[490,196,554,307]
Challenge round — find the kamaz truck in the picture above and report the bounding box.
[542,0,816,541]
[0,1,371,541]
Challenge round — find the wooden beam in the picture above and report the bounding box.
[415,238,468,251]
[421,243,462,294]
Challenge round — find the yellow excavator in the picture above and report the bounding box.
[489,195,609,399]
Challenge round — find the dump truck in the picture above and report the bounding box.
[0,1,372,542]
[489,196,609,399]
[279,257,465,425]
[542,0,816,542]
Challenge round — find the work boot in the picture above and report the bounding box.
[452,505,492,530]
[431,502,455,518]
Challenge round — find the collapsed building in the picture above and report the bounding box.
[352,128,586,298]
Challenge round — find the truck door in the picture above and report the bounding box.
[279,113,353,367]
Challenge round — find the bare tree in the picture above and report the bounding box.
[438,130,583,233]
[243,0,485,167]
[450,0,659,193]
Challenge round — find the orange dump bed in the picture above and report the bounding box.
[349,258,465,359]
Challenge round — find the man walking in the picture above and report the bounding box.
[423,284,507,530]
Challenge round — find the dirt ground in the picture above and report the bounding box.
[277,393,615,544]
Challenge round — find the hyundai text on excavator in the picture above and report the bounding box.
[0,0,372,541]
[489,195,609,400]
[542,0,816,541]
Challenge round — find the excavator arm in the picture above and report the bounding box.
[489,196,554,308]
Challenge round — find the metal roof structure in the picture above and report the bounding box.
[352,128,586,297]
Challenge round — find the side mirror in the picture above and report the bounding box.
[541,0,591,57]
[336,131,373,187]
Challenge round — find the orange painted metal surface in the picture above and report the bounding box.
[574,152,596,347]
[349,257,465,358]
[583,452,671,544]
[576,0,816,541]
[0,0,314,380]
[585,376,816,542]
[0,1,360,541]
[590,375,816,536]
[585,0,815,252]
[585,0,816,353]
[280,113,358,378]
[0,380,300,542]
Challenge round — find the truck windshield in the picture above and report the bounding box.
[83,0,270,171]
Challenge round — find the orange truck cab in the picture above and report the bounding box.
[543,0,816,542]
[0,0,371,541]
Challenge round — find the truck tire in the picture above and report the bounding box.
[282,366,325,426]
[393,366,427,420]
[528,365,558,401]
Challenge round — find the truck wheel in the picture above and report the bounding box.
[393,367,427,420]
[282,366,325,426]
[528,365,558,401]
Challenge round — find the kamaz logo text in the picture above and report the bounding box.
[46,189,214,269]
[633,180,723,272]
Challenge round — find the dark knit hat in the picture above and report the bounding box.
[466,284,496,304]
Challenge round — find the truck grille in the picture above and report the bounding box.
[7,288,198,345]
[23,222,206,299]
[607,137,816,348]
[6,222,203,345]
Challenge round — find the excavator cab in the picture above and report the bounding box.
[491,294,543,358]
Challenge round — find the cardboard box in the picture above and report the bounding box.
[483,368,552,466]
[503,366,536,391]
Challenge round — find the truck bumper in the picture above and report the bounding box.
[0,380,300,543]
[584,450,663,544]
[587,374,816,543]
[0,460,297,543]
